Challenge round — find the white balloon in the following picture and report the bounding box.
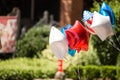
[91,11,114,41]
[49,26,68,59]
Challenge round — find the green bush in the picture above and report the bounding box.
[0,58,120,80]
[15,25,51,58]
[84,66,100,80]
[0,58,57,80]
[117,54,120,66]
[0,69,35,80]
[116,66,120,80]
[66,65,100,80]
[66,65,120,80]
[100,66,116,79]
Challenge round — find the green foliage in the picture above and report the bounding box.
[66,65,119,80]
[67,40,100,66]
[84,66,100,79]
[42,41,100,69]
[15,25,51,58]
[0,58,57,80]
[117,54,120,66]
[41,45,57,61]
[90,0,120,65]
[116,66,120,80]
[100,66,116,79]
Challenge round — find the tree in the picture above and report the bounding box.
[91,0,120,65]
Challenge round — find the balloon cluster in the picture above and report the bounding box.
[49,2,115,73]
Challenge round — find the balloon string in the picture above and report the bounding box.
[77,65,81,80]
[64,57,81,80]
[92,33,120,52]
[110,37,120,50]
[108,39,120,52]
[114,32,120,46]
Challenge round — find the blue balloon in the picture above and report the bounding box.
[99,2,115,27]
[83,10,93,22]
[68,47,76,56]
[61,24,76,56]
[61,24,71,36]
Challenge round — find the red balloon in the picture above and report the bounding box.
[65,20,90,52]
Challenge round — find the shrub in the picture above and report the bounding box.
[100,66,116,79]
[15,25,51,58]
[66,65,120,80]
[0,58,120,80]
[116,66,120,80]
[84,66,100,79]
[64,41,100,67]
[117,53,120,66]
[0,58,57,80]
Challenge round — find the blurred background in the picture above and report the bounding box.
[0,0,120,80]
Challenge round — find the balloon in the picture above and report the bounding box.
[61,24,76,56]
[65,20,90,52]
[83,10,93,22]
[67,48,76,56]
[49,26,68,59]
[99,2,115,27]
[61,24,72,36]
[83,10,95,34]
[91,11,114,41]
